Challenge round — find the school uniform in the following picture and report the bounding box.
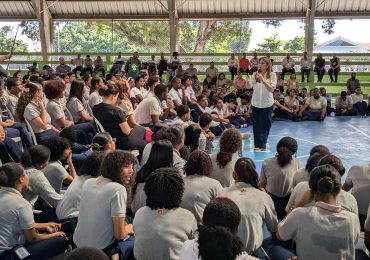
[285,181,359,215]
[261,157,301,219]
[345,163,370,229]
[218,182,278,254]
[292,168,310,187]
[88,91,102,109]
[278,201,360,260]
[42,161,69,194]
[179,239,259,260]
[22,168,63,208]
[133,206,197,260]
[168,88,184,106]
[180,175,223,223]
[73,177,128,249]
[0,187,69,259]
[209,153,239,188]
[365,205,370,231]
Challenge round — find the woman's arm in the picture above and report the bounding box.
[119,121,132,136]
[112,217,133,241]
[127,114,141,128]
[76,110,93,122]
[56,117,74,128]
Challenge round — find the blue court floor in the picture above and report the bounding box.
[214,116,370,181]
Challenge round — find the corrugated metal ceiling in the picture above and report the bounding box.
[0,0,369,20]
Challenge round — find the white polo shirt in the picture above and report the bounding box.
[209,153,239,188]
[168,88,183,106]
[134,96,163,125]
[278,201,360,260]
[292,168,310,187]
[180,175,223,223]
[345,163,370,215]
[218,182,278,254]
[250,72,277,108]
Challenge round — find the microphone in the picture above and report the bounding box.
[255,69,262,82]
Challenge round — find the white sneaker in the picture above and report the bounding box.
[330,112,335,117]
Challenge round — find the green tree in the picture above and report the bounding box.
[0,26,28,52]
[321,19,336,35]
[256,34,285,52]
[284,36,305,52]
[262,20,283,28]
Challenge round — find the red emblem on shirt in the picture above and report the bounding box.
[240,188,247,194]
[156,209,163,216]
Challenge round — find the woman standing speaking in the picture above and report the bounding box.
[250,57,276,151]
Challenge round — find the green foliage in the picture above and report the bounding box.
[321,19,336,35]
[284,36,305,52]
[262,20,283,28]
[256,34,285,53]
[0,26,28,52]
[19,21,40,42]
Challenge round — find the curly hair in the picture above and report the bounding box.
[44,137,71,162]
[15,82,42,122]
[309,145,330,156]
[316,154,345,176]
[216,129,242,168]
[276,137,298,167]
[44,80,65,100]
[185,150,212,176]
[20,145,50,168]
[309,165,341,196]
[144,167,184,210]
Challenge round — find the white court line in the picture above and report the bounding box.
[345,123,370,139]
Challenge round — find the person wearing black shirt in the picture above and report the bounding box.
[328,54,341,83]
[92,85,147,156]
[314,53,326,83]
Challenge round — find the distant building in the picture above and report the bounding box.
[314,36,369,53]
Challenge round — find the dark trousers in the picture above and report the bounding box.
[0,236,69,260]
[229,115,242,128]
[315,68,325,82]
[72,121,97,144]
[302,111,323,121]
[35,129,58,144]
[334,108,358,116]
[252,105,273,149]
[281,68,295,80]
[239,68,250,75]
[301,69,310,82]
[0,137,22,163]
[274,108,298,121]
[268,192,290,220]
[94,67,106,77]
[229,66,238,80]
[6,122,33,148]
[328,67,340,82]
[353,102,368,115]
[84,67,94,75]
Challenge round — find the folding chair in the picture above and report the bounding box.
[24,118,38,145]
[93,117,105,133]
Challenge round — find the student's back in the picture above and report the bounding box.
[133,206,197,260]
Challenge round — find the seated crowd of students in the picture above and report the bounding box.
[0,54,369,260]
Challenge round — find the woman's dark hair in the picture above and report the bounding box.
[44,137,71,162]
[144,167,183,210]
[78,152,105,177]
[198,226,244,260]
[309,165,341,196]
[90,77,101,93]
[234,157,259,189]
[136,140,173,184]
[184,124,202,152]
[135,75,145,85]
[202,197,241,233]
[15,82,42,122]
[91,133,112,151]
[44,80,65,100]
[59,127,77,146]
[185,150,212,176]
[99,84,119,97]
[68,80,85,103]
[0,163,26,188]
[316,154,346,176]
[309,145,330,156]
[165,126,185,147]
[82,74,90,84]
[181,75,192,85]
[276,137,298,167]
[305,152,326,173]
[101,150,137,185]
[151,123,169,142]
[216,129,242,168]
[21,145,51,168]
[218,73,226,80]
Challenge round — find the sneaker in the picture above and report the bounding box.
[330,112,335,117]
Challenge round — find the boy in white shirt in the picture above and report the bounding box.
[350,87,368,115]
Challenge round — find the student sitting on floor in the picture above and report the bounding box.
[334,91,358,116]
[219,157,278,257]
[350,86,368,116]
[179,197,259,260]
[134,167,197,260]
[269,165,360,260]
[0,163,69,260]
[73,151,136,259]
[260,137,301,219]
[298,88,327,121]
[272,90,298,121]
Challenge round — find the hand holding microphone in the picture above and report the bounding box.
[255,69,262,83]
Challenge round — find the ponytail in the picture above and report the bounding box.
[276,137,298,167]
[234,158,259,189]
[309,164,341,196]
[99,84,118,97]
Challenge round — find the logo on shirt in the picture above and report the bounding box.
[156,209,164,216]
[95,180,101,187]
[240,188,248,194]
